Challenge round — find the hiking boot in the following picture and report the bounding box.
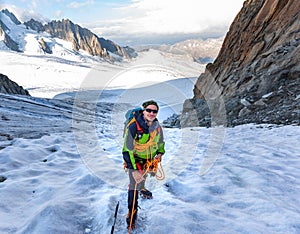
[126,209,137,229]
[140,188,153,199]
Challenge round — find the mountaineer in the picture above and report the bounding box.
[122,100,165,230]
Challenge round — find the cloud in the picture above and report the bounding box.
[1,3,49,23]
[29,0,38,9]
[55,10,62,18]
[85,0,244,45]
[112,0,244,34]
[67,0,95,9]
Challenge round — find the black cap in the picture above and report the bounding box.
[142,100,159,110]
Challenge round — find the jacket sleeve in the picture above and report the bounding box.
[122,122,137,170]
[156,125,165,155]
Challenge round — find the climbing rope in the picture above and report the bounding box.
[128,182,138,234]
[133,130,164,179]
[128,158,165,233]
[144,158,165,180]
[133,131,158,153]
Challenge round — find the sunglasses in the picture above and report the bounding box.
[145,108,158,114]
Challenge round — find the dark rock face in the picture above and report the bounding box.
[182,0,300,127]
[0,9,22,52]
[43,19,135,59]
[44,19,109,58]
[38,38,52,54]
[122,46,138,58]
[0,21,21,52]
[0,74,30,96]
[162,114,181,128]
[1,9,21,25]
[0,9,136,59]
[24,19,45,33]
[98,37,136,59]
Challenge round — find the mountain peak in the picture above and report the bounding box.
[1,8,21,25]
[0,9,136,60]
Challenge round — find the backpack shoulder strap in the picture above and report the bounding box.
[127,117,136,128]
[157,125,161,133]
[126,117,143,135]
[135,119,143,132]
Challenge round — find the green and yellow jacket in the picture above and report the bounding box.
[122,112,165,170]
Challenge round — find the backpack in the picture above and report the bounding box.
[123,107,143,137]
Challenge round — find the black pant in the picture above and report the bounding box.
[127,169,146,212]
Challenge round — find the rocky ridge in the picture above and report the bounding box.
[0,9,136,60]
[180,0,300,127]
[0,18,21,52]
[0,73,30,96]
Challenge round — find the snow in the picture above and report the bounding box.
[0,89,300,234]
[0,48,203,99]
[262,92,273,99]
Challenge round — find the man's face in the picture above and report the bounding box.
[143,104,158,122]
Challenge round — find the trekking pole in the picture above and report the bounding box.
[111,201,119,234]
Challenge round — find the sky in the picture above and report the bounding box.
[0,0,245,45]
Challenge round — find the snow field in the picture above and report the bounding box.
[1,111,299,233]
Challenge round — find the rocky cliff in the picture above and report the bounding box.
[181,0,300,127]
[0,9,21,25]
[0,74,30,96]
[30,18,135,59]
[43,19,109,58]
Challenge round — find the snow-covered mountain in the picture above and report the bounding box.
[160,38,222,64]
[0,4,49,24]
[0,7,223,66]
[0,7,212,99]
[0,8,136,61]
[135,37,223,64]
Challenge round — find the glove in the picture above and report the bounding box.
[132,170,145,184]
[154,153,162,162]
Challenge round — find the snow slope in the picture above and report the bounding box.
[0,90,299,234]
